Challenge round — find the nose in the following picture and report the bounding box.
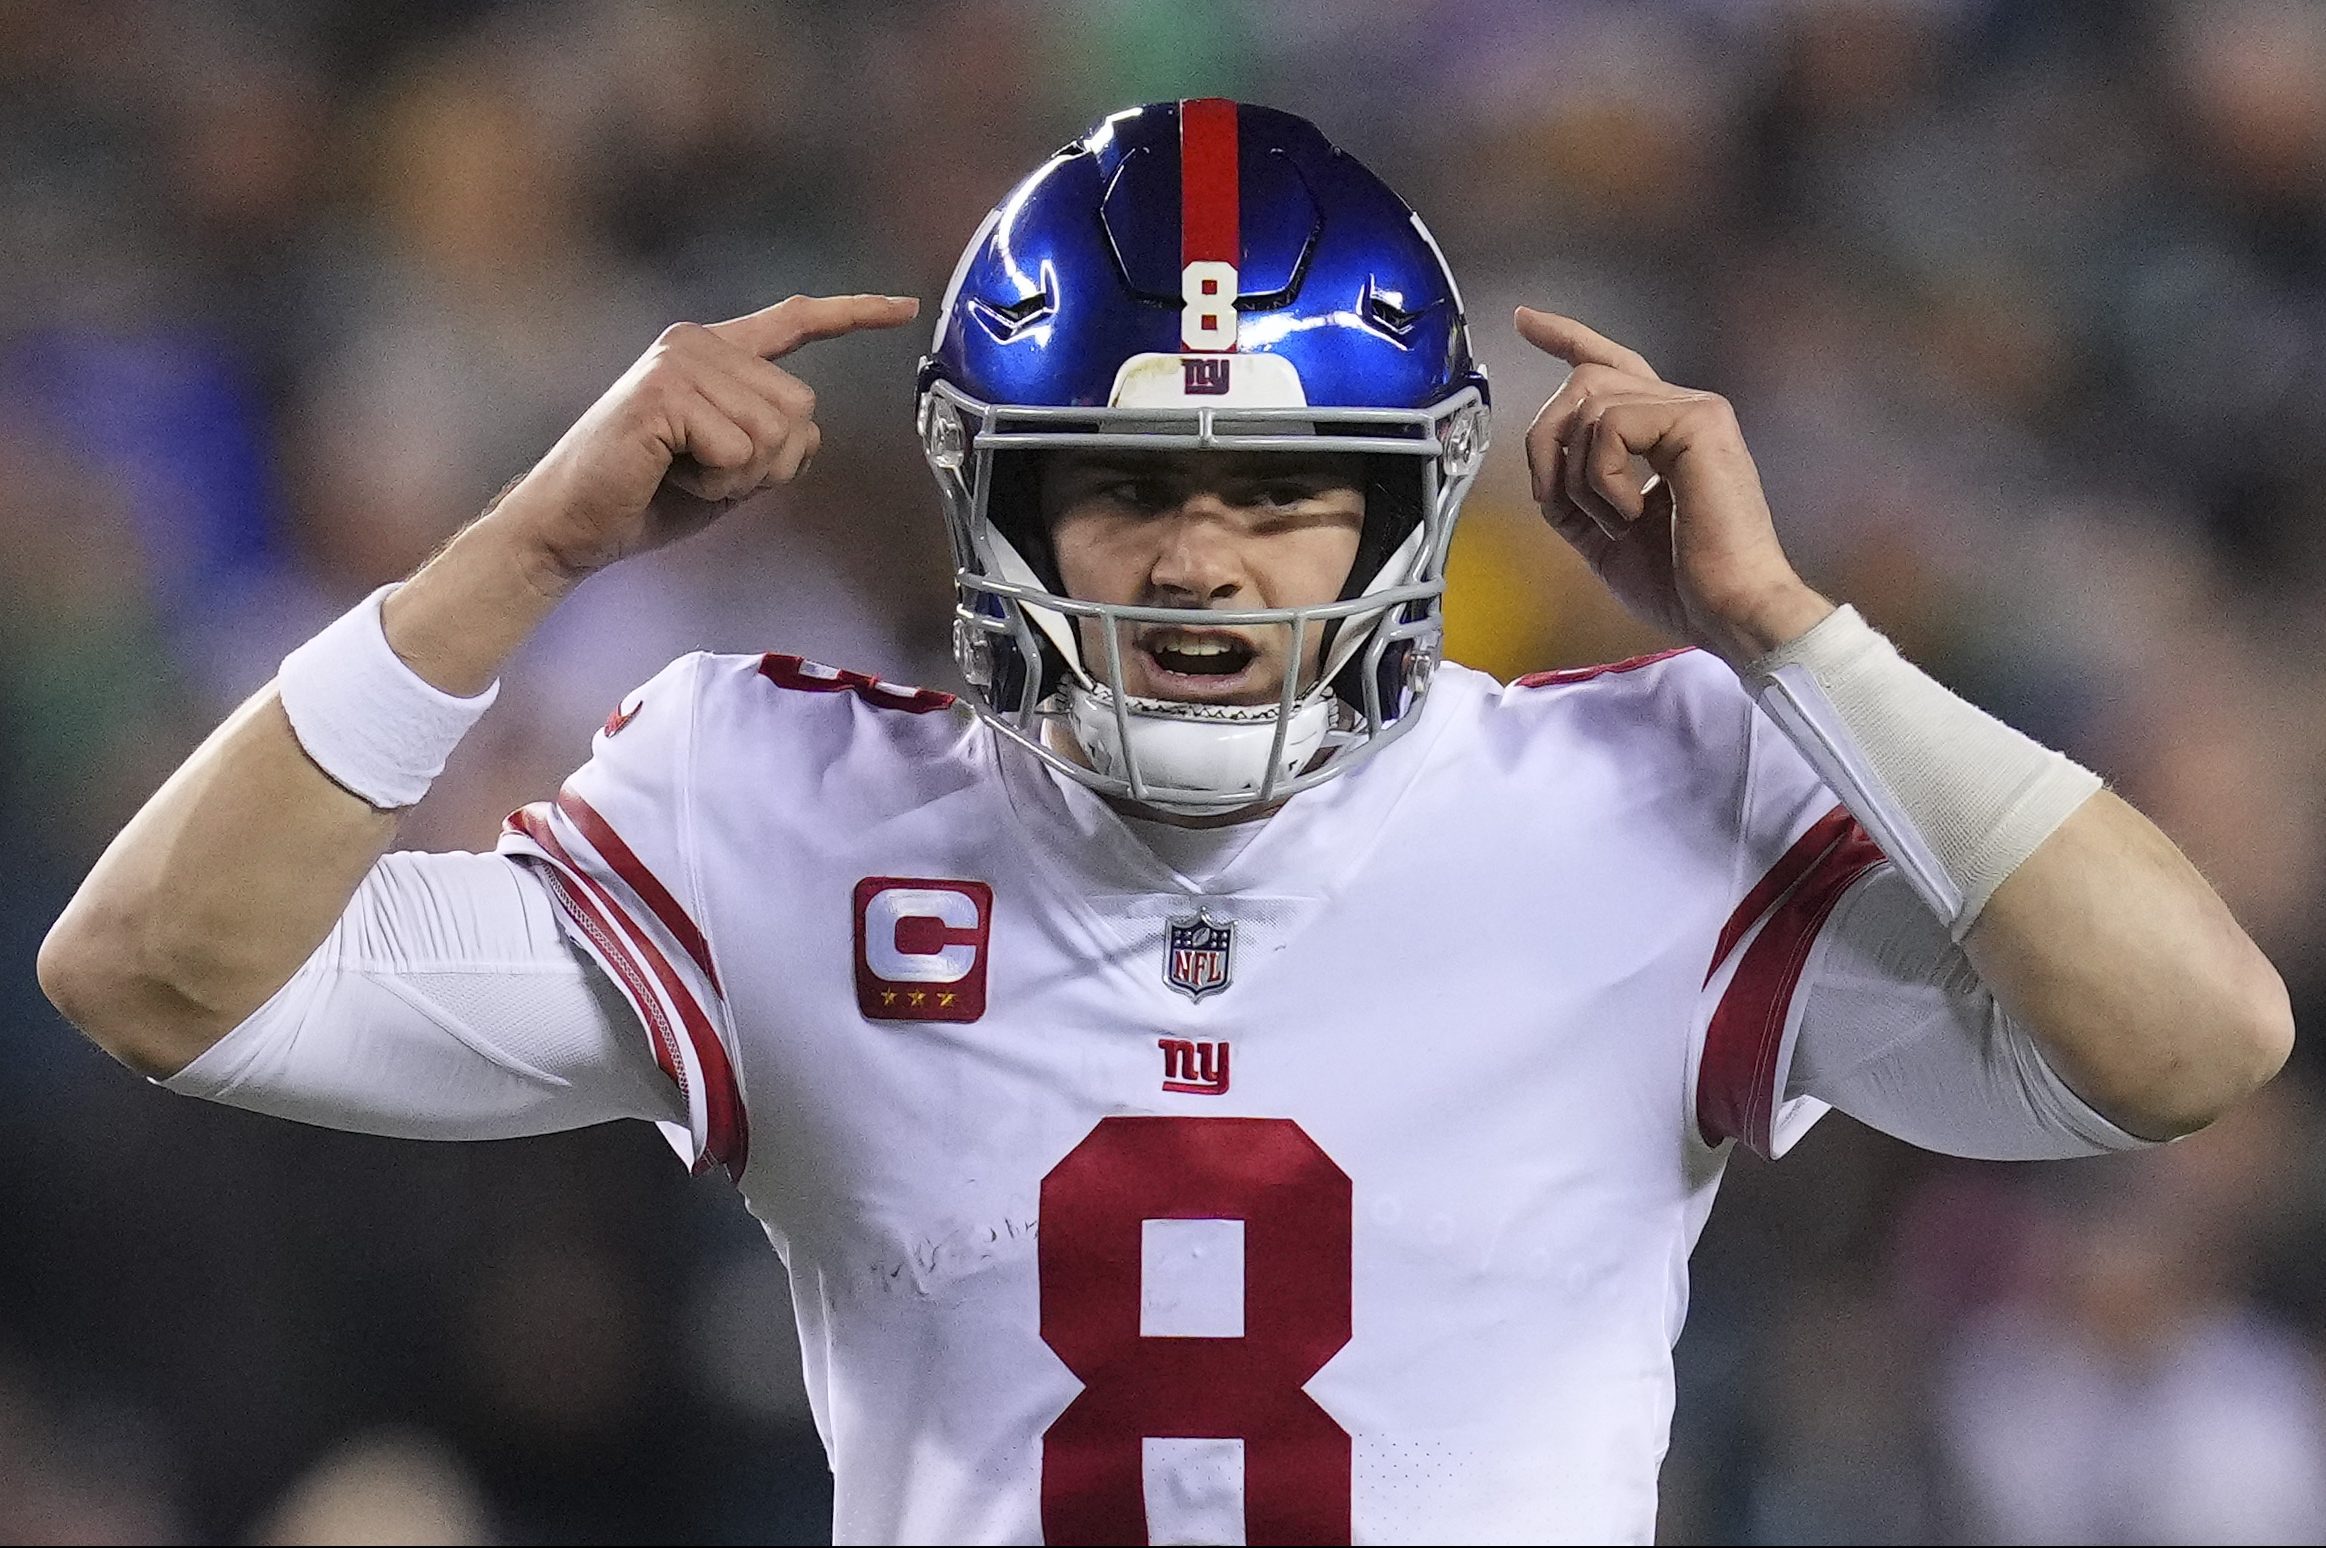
[1146,500,1248,606]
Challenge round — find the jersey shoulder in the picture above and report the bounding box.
[1404,651,1769,876]
[1432,647,1754,770]
[684,649,990,812]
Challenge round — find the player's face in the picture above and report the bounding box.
[1040,449,1366,707]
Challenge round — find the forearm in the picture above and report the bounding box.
[1737,593,2291,1139]
[39,512,577,1075]
[1964,790,2293,1137]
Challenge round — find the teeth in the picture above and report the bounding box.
[1148,635,1240,656]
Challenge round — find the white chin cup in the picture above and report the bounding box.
[1066,681,1331,803]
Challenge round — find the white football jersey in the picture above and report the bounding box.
[495,647,1887,1546]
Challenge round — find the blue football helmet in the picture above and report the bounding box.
[917,99,1489,812]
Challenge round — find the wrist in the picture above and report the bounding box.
[278,588,500,810]
[384,516,578,698]
[482,463,625,596]
[472,504,599,605]
[1705,578,1835,669]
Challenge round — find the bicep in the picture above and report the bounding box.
[1787,866,2149,1161]
[163,851,684,1140]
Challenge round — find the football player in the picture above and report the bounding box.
[41,102,2291,1544]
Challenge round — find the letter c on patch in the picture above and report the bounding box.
[853,877,993,1022]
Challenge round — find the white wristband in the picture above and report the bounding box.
[1744,606,2102,939]
[277,586,500,809]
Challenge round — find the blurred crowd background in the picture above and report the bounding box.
[3,0,2324,1541]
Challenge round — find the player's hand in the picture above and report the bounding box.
[493,293,921,587]
[1513,308,1832,666]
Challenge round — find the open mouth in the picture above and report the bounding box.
[1135,627,1264,696]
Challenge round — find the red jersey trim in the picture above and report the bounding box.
[521,852,685,1093]
[1705,805,1859,984]
[555,787,722,996]
[1697,806,1886,1156]
[506,805,749,1182]
[1515,647,1698,689]
[756,654,955,714]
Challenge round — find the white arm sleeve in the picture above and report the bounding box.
[162,850,684,1140]
[1785,865,2151,1161]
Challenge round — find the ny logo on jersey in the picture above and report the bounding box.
[1158,1037,1231,1095]
[853,878,993,1022]
[1164,909,1234,1001]
[1181,356,1232,395]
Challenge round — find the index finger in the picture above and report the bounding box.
[710,293,922,359]
[1514,307,1661,382]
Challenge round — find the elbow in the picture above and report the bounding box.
[2104,961,2297,1141]
[2231,960,2298,1103]
[38,910,213,1081]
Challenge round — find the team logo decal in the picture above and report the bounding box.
[853,877,992,1023]
[1181,356,1231,395]
[1164,908,1234,1001]
[1158,1036,1231,1095]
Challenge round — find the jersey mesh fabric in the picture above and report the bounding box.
[164,851,680,1138]
[1789,866,2146,1159]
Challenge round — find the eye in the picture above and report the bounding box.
[1253,481,1320,509]
[1101,478,1170,510]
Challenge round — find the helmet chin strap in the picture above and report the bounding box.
[1065,684,1334,809]
[987,519,1431,806]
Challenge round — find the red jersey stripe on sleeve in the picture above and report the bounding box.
[507,805,749,1182]
[1697,807,1887,1155]
[1705,805,1859,984]
[555,787,723,995]
[520,840,685,1090]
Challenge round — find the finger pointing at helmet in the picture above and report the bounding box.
[491,293,921,585]
[1514,306,1832,666]
[708,292,923,359]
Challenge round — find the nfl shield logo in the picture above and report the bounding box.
[1165,909,1234,1001]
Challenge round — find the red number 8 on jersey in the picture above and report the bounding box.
[1039,1115,1353,1544]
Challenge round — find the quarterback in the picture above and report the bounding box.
[42,102,2290,1544]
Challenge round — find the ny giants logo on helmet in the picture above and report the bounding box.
[1181,357,1232,395]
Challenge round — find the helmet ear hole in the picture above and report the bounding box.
[981,453,1075,703]
[1341,455,1426,603]
[1317,454,1427,699]
[985,451,1062,593]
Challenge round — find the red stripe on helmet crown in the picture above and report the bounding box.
[1179,98,1239,264]
[1179,97,1240,351]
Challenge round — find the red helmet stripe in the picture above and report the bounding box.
[1179,96,1240,274]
